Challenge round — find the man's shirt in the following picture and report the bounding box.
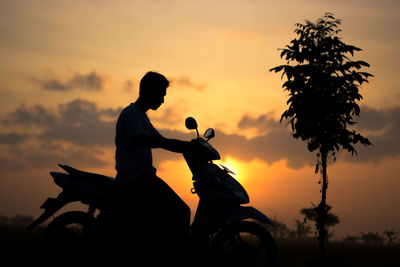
[115,102,162,184]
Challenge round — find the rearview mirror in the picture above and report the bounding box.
[185,117,198,130]
[204,128,215,140]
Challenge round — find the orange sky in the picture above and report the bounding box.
[1,0,400,238]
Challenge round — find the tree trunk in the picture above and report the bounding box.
[318,148,328,257]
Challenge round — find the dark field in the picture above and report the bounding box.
[1,225,399,266]
[277,239,400,267]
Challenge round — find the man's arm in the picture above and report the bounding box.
[132,134,190,153]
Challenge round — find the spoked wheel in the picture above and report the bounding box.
[44,211,96,250]
[211,220,278,267]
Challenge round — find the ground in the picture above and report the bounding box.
[1,225,399,266]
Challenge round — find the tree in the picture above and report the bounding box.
[342,234,359,244]
[0,214,34,226]
[270,13,372,257]
[383,229,398,245]
[292,218,312,239]
[360,232,384,245]
[301,206,339,240]
[268,216,290,239]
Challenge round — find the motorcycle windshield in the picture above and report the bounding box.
[217,164,249,204]
[193,162,249,204]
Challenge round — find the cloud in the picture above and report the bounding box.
[149,126,312,169]
[41,99,119,147]
[150,107,187,126]
[2,99,121,147]
[217,126,313,169]
[234,106,400,166]
[157,105,400,169]
[0,142,107,172]
[0,133,28,145]
[156,125,314,170]
[0,99,119,171]
[41,80,68,91]
[124,79,135,93]
[34,71,105,91]
[357,105,400,132]
[344,105,400,162]
[238,111,278,135]
[1,100,399,173]
[2,103,56,127]
[169,76,205,91]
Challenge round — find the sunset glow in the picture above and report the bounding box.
[217,157,245,183]
[1,0,400,238]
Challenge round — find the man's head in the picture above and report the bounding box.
[139,71,169,110]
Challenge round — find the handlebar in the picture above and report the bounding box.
[186,138,220,161]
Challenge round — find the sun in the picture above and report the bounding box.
[217,157,246,184]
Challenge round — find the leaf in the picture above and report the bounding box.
[269,65,286,73]
[357,61,370,67]
[280,49,289,58]
[345,45,362,56]
[315,162,320,174]
[353,104,360,116]
[360,72,374,78]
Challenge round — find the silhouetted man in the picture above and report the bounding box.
[114,71,191,264]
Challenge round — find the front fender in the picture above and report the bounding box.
[222,206,273,225]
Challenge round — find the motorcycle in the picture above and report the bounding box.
[27,117,278,266]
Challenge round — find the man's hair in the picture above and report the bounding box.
[139,71,169,97]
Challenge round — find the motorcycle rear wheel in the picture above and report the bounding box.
[211,220,278,267]
[43,211,96,251]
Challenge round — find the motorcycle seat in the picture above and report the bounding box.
[57,164,115,188]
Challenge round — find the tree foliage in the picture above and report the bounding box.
[360,232,384,245]
[383,229,398,245]
[0,214,34,226]
[301,206,339,240]
[270,13,372,157]
[292,218,312,239]
[301,207,339,228]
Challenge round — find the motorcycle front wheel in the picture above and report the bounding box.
[211,220,278,267]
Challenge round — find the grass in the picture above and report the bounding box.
[1,225,399,266]
[277,238,400,267]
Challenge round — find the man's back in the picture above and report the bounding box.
[115,102,161,183]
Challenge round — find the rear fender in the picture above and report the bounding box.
[50,171,71,189]
[26,192,75,230]
[222,206,273,225]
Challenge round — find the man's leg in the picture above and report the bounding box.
[138,175,191,264]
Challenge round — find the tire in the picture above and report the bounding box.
[211,220,279,267]
[43,211,96,251]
